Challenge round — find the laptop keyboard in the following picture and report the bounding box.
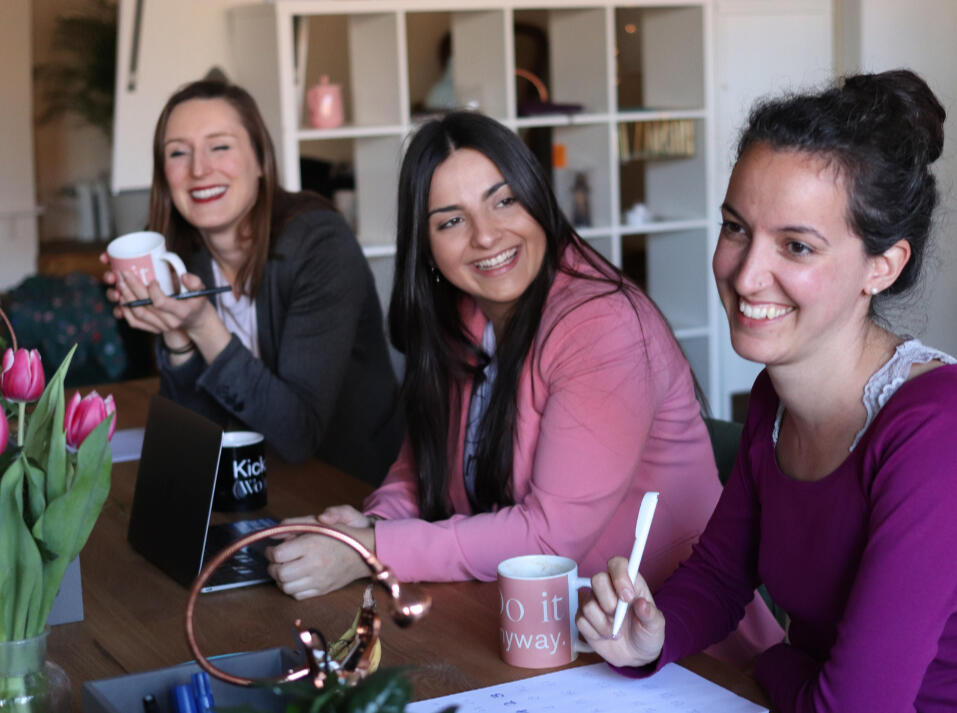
[203,517,278,590]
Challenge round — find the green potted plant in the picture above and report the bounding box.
[34,0,117,137]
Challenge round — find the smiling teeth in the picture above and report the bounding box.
[190,186,227,200]
[739,300,794,320]
[474,247,517,270]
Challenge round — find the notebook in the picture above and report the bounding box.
[127,395,278,593]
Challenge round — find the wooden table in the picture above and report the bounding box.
[48,378,771,711]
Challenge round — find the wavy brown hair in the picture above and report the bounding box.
[148,80,280,297]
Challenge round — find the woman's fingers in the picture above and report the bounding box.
[576,556,666,668]
[317,505,371,528]
[266,532,365,599]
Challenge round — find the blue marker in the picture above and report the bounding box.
[170,684,197,713]
[191,672,215,713]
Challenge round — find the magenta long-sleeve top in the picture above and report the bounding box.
[636,366,957,712]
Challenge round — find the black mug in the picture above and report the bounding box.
[213,431,267,512]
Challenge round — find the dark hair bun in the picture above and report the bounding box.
[843,69,945,165]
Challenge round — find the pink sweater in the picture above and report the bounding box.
[365,255,722,588]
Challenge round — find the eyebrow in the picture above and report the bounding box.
[427,181,509,218]
[720,202,830,245]
[163,131,236,147]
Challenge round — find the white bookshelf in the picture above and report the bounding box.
[229,0,720,409]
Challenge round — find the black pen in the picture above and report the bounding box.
[142,693,159,713]
[122,285,232,308]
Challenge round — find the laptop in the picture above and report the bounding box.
[127,395,278,593]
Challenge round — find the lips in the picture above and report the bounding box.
[189,185,227,202]
[738,298,794,320]
[473,247,518,272]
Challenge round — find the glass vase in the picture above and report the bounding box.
[0,629,71,712]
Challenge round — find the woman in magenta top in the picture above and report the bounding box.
[265,111,780,660]
[578,70,957,712]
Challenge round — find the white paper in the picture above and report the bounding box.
[407,662,768,713]
[110,427,145,463]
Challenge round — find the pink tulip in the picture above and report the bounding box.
[0,410,7,454]
[64,390,116,449]
[1,348,45,403]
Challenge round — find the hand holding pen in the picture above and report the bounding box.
[122,285,231,308]
[575,492,666,669]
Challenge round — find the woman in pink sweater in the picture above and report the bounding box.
[266,112,780,660]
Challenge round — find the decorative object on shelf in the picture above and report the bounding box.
[307,76,345,129]
[184,522,432,711]
[618,119,696,162]
[624,202,653,226]
[571,171,592,228]
[515,69,583,117]
[0,307,116,713]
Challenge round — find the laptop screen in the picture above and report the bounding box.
[128,396,223,588]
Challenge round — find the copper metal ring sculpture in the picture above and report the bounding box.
[184,523,431,688]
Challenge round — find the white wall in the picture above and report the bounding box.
[0,0,39,290]
[712,0,834,416]
[839,0,957,355]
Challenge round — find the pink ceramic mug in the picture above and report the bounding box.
[106,231,187,296]
[497,554,594,668]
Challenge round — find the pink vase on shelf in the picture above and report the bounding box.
[307,76,344,129]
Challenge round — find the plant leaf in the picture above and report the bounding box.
[31,414,112,631]
[0,458,43,640]
[339,669,412,713]
[23,344,74,503]
[22,458,46,531]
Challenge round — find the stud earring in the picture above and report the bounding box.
[429,265,441,285]
[869,286,880,296]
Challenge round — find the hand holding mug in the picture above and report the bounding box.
[575,555,666,669]
[112,269,213,336]
[105,231,187,295]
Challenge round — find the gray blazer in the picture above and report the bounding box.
[157,208,403,485]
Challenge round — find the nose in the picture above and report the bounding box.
[470,210,502,249]
[190,149,210,178]
[732,238,773,295]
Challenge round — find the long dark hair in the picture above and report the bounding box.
[149,80,330,296]
[390,111,636,520]
[737,69,945,299]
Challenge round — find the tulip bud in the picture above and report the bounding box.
[0,410,8,454]
[65,390,116,449]
[1,348,46,403]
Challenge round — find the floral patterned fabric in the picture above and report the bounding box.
[3,272,127,386]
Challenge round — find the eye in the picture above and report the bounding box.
[212,144,230,152]
[786,240,812,256]
[436,216,463,231]
[719,219,746,237]
[497,195,517,208]
[167,148,187,159]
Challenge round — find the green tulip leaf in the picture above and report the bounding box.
[0,459,43,640]
[31,415,112,630]
[23,345,74,503]
[21,459,46,531]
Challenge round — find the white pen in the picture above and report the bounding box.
[612,491,659,637]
